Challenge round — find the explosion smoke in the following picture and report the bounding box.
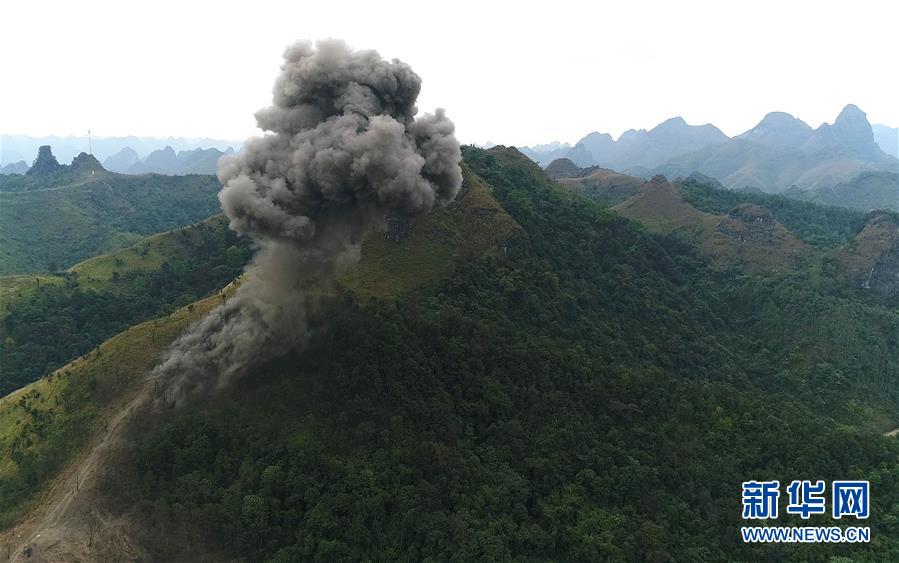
[152,39,462,403]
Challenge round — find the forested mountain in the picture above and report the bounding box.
[2,147,898,561]
[0,147,223,274]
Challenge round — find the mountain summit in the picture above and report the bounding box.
[554,117,728,171]
[25,145,62,176]
[737,112,813,148]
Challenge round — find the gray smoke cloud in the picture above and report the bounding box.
[152,39,462,403]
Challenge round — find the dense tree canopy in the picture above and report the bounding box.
[127,147,899,561]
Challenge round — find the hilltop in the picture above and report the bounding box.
[833,211,899,302]
[0,147,222,274]
[613,175,804,272]
[545,159,644,206]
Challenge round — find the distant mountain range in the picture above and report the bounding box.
[0,144,233,176]
[0,134,241,167]
[653,105,897,193]
[523,105,898,209]
[0,146,223,273]
[103,145,234,175]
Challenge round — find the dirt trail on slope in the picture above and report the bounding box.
[885,428,899,438]
[3,381,153,562]
[0,284,245,562]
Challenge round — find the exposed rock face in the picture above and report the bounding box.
[863,243,899,297]
[835,212,899,300]
[384,216,411,242]
[711,203,804,270]
[26,145,61,176]
[716,204,778,244]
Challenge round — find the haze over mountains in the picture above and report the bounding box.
[0,146,223,273]
[1,142,236,177]
[0,134,241,164]
[522,105,898,204]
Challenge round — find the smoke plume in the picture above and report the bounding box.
[152,39,462,403]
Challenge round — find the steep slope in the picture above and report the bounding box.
[0,214,251,396]
[0,291,227,556]
[339,165,521,299]
[0,162,521,558]
[833,211,899,301]
[0,149,222,274]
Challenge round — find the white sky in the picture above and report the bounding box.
[2,0,896,147]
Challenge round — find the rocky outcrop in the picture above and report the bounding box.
[26,145,61,176]
[70,152,105,174]
[834,212,899,300]
[709,204,804,270]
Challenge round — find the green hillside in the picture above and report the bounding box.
[0,291,226,529]
[805,171,899,212]
[0,169,222,274]
[0,215,251,396]
[2,148,898,561]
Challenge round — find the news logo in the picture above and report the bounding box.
[740,480,870,543]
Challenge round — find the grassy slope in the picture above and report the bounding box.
[0,291,223,528]
[0,215,229,316]
[613,177,805,272]
[0,172,221,274]
[340,165,521,298]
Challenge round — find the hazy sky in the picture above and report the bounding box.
[2,0,896,147]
